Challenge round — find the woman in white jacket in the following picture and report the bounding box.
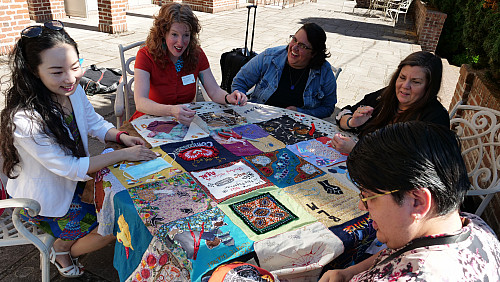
[0,21,157,278]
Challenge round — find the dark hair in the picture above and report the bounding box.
[0,27,81,178]
[146,3,201,71]
[300,23,330,69]
[347,121,470,216]
[361,51,443,136]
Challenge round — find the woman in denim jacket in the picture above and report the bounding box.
[231,23,337,119]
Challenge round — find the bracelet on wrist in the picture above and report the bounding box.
[346,116,355,129]
[224,93,231,104]
[116,131,129,145]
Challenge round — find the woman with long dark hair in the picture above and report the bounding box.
[333,51,450,153]
[0,21,157,277]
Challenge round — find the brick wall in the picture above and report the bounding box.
[414,0,446,53]
[450,64,500,236]
[27,0,66,22]
[0,0,31,56]
[98,0,127,33]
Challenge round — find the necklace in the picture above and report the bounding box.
[288,64,307,91]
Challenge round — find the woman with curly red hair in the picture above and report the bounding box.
[132,3,247,124]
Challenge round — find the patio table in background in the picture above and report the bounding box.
[94,102,376,282]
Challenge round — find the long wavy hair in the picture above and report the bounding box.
[361,51,443,136]
[145,3,201,71]
[0,28,81,178]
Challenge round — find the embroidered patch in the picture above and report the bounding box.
[244,148,324,188]
[255,115,326,145]
[229,192,298,234]
[191,160,271,203]
[287,139,347,168]
[197,109,247,130]
[160,136,240,172]
[127,173,216,235]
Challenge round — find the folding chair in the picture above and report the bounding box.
[386,0,413,26]
[449,101,500,216]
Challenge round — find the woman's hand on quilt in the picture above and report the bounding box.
[319,269,354,282]
[170,104,196,125]
[121,145,157,162]
[226,90,248,106]
[332,133,356,154]
[120,135,146,147]
[349,105,374,127]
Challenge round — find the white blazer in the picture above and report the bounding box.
[7,86,114,217]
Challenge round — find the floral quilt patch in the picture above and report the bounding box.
[286,139,347,168]
[197,109,247,130]
[127,173,215,235]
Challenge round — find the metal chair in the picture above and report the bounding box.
[116,41,144,127]
[332,66,343,81]
[340,0,356,13]
[386,0,412,26]
[0,172,55,282]
[449,102,500,216]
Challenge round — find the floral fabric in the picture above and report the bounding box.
[351,213,500,281]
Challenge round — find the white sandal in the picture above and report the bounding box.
[50,247,84,278]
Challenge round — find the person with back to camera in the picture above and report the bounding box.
[332,51,450,154]
[132,3,247,124]
[0,21,158,278]
[319,121,500,281]
[231,22,337,119]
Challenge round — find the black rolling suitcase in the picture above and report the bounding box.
[220,5,258,92]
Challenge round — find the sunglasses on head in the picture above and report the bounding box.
[21,20,64,38]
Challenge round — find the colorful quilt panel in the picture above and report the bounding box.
[218,186,317,241]
[191,160,271,203]
[230,103,283,123]
[229,192,298,234]
[255,115,326,145]
[197,109,247,130]
[282,175,365,227]
[127,173,216,235]
[244,148,324,188]
[160,136,240,172]
[286,139,348,168]
[211,131,263,157]
[156,208,254,282]
[108,147,186,188]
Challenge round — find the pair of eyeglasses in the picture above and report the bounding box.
[288,35,312,51]
[358,189,399,209]
[21,20,64,38]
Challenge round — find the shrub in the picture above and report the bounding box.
[424,0,500,81]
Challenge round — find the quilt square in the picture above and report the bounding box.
[229,192,298,234]
[231,123,270,139]
[157,208,254,282]
[191,160,271,203]
[211,131,263,157]
[286,139,347,168]
[231,103,283,123]
[197,109,247,130]
[255,115,326,145]
[244,148,324,188]
[127,173,216,235]
[160,136,240,171]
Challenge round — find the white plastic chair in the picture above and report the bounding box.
[449,101,500,216]
[116,41,144,127]
[0,175,55,282]
[386,0,413,26]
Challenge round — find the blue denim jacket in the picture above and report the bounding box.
[231,46,337,118]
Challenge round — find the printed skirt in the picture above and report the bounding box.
[20,182,98,241]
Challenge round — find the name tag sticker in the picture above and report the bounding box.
[181,74,195,85]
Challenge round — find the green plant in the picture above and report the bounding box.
[423,0,500,81]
